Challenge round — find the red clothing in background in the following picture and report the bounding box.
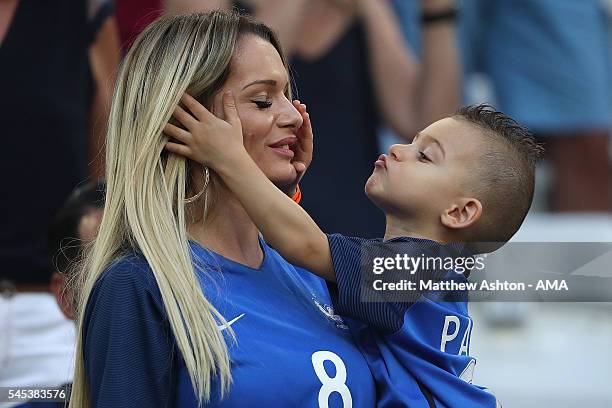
[116,0,162,52]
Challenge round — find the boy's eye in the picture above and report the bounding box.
[419,151,431,162]
[252,100,272,109]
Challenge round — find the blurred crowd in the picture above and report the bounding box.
[0,0,610,405]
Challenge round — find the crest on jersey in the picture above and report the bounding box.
[312,297,349,330]
[459,358,476,383]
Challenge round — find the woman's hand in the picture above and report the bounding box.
[164,91,247,174]
[287,100,313,195]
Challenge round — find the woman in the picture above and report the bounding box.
[70,11,375,407]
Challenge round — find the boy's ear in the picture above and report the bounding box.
[440,197,482,230]
[51,272,75,320]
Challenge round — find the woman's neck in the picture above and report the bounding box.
[188,189,263,269]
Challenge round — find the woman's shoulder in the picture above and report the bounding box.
[264,243,331,296]
[90,252,164,310]
[83,252,171,342]
[97,252,156,286]
[82,252,178,407]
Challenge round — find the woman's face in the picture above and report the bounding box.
[211,35,303,188]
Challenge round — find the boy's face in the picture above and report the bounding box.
[365,117,483,220]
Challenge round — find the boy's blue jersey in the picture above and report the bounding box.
[83,239,376,407]
[327,234,499,408]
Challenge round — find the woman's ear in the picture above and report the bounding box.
[210,91,226,119]
[440,197,483,230]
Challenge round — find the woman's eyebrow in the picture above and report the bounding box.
[241,79,277,90]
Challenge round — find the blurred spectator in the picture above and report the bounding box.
[115,0,163,53]
[167,0,461,237]
[376,0,423,152]
[48,181,105,320]
[391,0,421,53]
[0,0,119,400]
[463,0,612,211]
[15,181,106,408]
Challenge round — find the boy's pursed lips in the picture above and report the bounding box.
[375,154,387,170]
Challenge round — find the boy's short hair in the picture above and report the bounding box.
[48,181,106,277]
[454,104,544,243]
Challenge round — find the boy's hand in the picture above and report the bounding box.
[164,91,246,172]
[287,100,313,194]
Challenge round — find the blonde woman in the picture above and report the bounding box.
[70,11,376,407]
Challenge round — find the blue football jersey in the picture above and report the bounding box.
[83,238,376,407]
[327,234,499,408]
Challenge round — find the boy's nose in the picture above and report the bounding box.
[389,144,406,161]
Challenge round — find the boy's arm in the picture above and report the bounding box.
[164,92,335,281]
[219,147,335,281]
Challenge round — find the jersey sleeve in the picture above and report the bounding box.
[326,234,457,334]
[82,256,178,407]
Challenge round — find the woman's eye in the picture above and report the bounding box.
[253,100,272,109]
[419,151,431,162]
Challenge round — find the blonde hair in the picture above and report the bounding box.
[70,10,289,407]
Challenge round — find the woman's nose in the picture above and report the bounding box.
[277,98,303,130]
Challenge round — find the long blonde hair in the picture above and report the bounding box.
[70,10,289,407]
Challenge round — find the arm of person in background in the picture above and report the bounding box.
[164,0,231,14]
[239,0,310,56]
[164,92,336,281]
[89,15,121,180]
[164,0,308,56]
[356,0,460,139]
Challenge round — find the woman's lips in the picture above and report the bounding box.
[374,154,387,169]
[270,145,295,159]
[268,137,297,159]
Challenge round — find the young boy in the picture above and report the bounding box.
[165,92,542,407]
